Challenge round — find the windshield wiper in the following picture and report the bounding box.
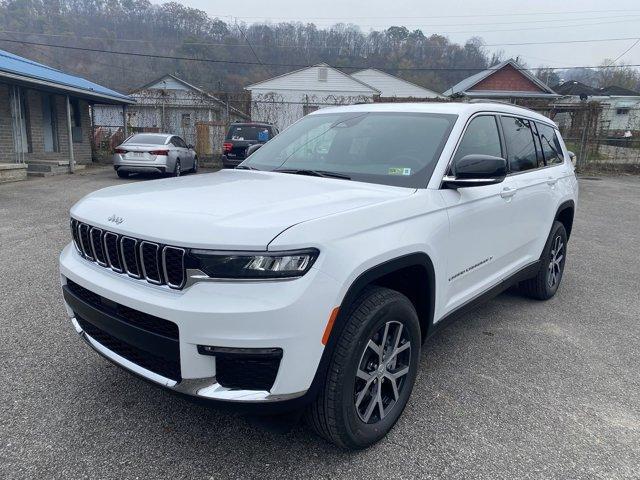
[235,165,260,170]
[274,168,351,180]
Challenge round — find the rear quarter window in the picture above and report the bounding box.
[537,123,565,165]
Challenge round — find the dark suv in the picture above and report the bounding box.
[222,122,278,168]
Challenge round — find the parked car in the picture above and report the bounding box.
[61,103,578,449]
[113,133,198,178]
[222,122,278,168]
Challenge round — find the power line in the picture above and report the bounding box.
[234,17,264,66]
[2,15,640,50]
[608,39,640,65]
[210,9,640,20]
[1,37,639,72]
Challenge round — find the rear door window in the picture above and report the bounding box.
[500,117,540,173]
[536,123,564,165]
[453,115,503,162]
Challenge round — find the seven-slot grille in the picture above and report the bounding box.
[70,218,186,289]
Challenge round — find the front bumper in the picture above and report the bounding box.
[59,243,339,404]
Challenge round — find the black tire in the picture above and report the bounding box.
[520,221,568,300]
[173,160,182,177]
[116,170,128,179]
[191,156,198,173]
[305,286,421,449]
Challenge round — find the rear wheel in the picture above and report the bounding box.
[173,160,182,177]
[116,170,128,179]
[306,287,420,449]
[520,221,568,300]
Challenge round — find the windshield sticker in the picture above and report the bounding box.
[388,167,412,176]
[257,129,270,142]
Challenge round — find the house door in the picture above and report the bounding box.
[42,95,59,152]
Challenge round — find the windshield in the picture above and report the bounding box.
[125,134,168,145]
[226,125,271,142]
[240,112,457,188]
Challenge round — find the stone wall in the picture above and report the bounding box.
[0,83,16,163]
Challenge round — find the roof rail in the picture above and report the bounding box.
[467,98,544,115]
[468,99,513,105]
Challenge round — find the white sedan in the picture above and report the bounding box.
[113,133,198,178]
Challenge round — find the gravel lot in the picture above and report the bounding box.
[1,168,639,479]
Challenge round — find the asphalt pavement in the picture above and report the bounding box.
[1,168,638,479]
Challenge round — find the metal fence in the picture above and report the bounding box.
[91,121,228,165]
[91,98,640,173]
[518,100,640,173]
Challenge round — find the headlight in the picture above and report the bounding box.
[188,248,319,279]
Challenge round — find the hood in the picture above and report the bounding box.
[71,170,414,250]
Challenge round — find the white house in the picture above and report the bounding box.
[93,74,248,149]
[245,64,380,131]
[351,68,443,99]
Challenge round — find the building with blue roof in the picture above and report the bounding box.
[0,48,133,181]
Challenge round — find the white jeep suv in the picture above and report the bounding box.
[60,103,578,449]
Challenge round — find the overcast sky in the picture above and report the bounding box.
[154,0,640,69]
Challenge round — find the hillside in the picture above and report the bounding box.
[0,0,502,95]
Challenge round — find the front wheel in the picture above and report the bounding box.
[520,221,568,300]
[191,156,198,173]
[306,287,421,449]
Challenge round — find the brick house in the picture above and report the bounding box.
[0,49,132,182]
[444,59,559,102]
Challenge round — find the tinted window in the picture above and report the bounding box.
[226,125,271,142]
[173,137,187,148]
[126,134,168,145]
[501,117,539,173]
[242,112,457,188]
[453,115,502,162]
[536,123,564,165]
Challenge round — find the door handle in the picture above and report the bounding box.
[546,176,558,186]
[500,187,517,199]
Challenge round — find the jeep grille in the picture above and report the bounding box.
[70,218,186,289]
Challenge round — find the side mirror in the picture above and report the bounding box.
[443,154,507,189]
[246,144,263,156]
[187,144,194,149]
[567,150,577,166]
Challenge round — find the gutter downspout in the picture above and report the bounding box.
[66,95,75,173]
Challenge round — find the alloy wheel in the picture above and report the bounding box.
[547,235,564,288]
[354,320,412,424]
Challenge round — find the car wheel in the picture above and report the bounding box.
[116,170,129,179]
[173,160,182,177]
[306,286,420,449]
[192,157,198,173]
[520,221,568,300]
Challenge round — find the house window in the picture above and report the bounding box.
[181,113,191,127]
[303,105,319,116]
[616,108,630,115]
[42,94,59,152]
[318,67,328,82]
[70,98,83,143]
